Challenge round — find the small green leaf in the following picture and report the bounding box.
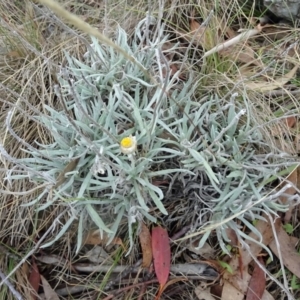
[283,223,294,234]
[218,260,233,274]
[291,274,300,290]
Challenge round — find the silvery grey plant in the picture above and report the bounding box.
[3,16,299,254]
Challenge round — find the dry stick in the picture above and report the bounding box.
[203,27,262,58]
[0,209,68,289]
[73,263,217,279]
[0,269,23,300]
[264,88,300,97]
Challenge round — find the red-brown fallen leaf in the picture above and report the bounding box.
[246,257,266,300]
[28,260,40,300]
[152,226,171,287]
[139,222,152,268]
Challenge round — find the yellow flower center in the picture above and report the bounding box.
[121,137,133,148]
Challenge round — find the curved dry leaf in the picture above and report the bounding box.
[139,222,152,268]
[269,223,300,278]
[245,65,298,92]
[285,116,296,128]
[41,275,59,300]
[221,44,265,68]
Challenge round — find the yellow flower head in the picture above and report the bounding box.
[120,135,137,155]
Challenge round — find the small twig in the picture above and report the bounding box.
[0,269,23,300]
[0,183,49,196]
[247,112,300,136]
[203,27,262,58]
[0,83,44,120]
